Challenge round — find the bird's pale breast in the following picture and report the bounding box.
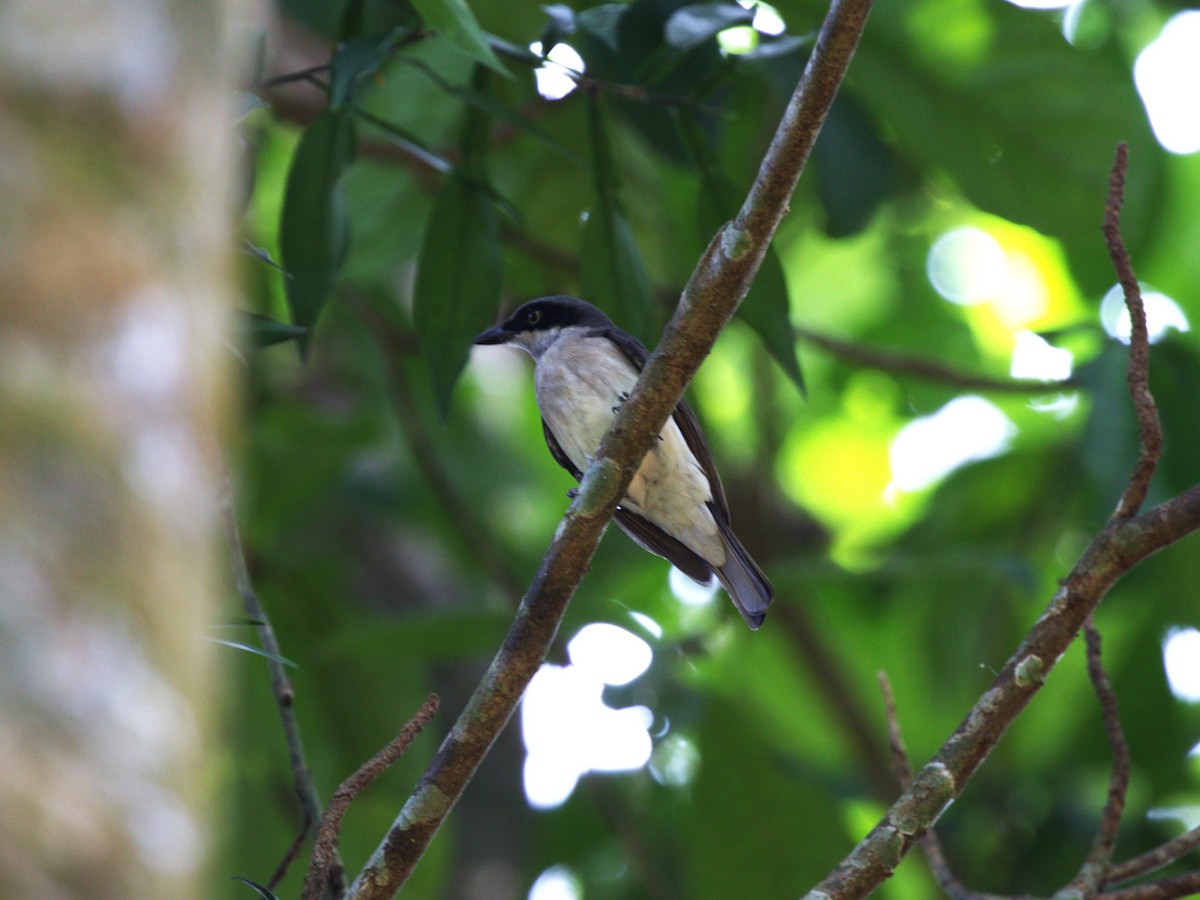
[534,334,724,565]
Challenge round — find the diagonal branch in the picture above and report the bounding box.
[804,143,1200,899]
[342,0,877,896]
[1098,871,1200,900]
[1105,826,1200,886]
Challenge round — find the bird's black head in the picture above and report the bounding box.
[472,296,613,346]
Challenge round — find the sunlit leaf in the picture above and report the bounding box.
[852,0,1161,292]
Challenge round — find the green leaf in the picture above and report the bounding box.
[580,96,656,341]
[852,0,1161,293]
[735,247,805,394]
[413,172,502,412]
[237,311,308,348]
[329,27,409,110]
[279,110,356,352]
[576,4,626,51]
[409,0,508,76]
[664,2,754,52]
[231,876,280,900]
[812,98,897,237]
[685,114,804,392]
[402,56,583,168]
[580,201,656,343]
[539,3,578,51]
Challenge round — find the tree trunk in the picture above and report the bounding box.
[0,1,246,894]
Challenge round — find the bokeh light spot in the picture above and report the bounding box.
[529,865,582,900]
[1135,12,1200,155]
[1164,627,1200,703]
[1100,285,1190,344]
[529,42,583,101]
[890,396,1016,491]
[521,624,655,808]
[927,227,1007,306]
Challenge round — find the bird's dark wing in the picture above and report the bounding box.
[545,410,713,583]
[613,509,714,584]
[598,325,731,522]
[542,419,582,480]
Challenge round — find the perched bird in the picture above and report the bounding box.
[473,296,774,629]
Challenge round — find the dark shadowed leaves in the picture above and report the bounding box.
[329,27,410,110]
[238,312,307,348]
[581,97,656,341]
[690,121,805,393]
[413,172,502,413]
[279,110,356,351]
[664,2,754,52]
[580,201,656,344]
[409,0,507,75]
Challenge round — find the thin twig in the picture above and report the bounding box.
[1106,826,1200,885]
[1097,871,1200,900]
[302,694,440,900]
[806,143,1200,898]
[877,671,911,788]
[1104,142,1162,521]
[221,475,337,890]
[795,327,1076,394]
[1062,618,1132,895]
[258,63,331,89]
[344,1,877,895]
[877,673,995,900]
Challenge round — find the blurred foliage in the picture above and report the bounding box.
[224,0,1200,897]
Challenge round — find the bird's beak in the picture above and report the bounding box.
[472,326,511,345]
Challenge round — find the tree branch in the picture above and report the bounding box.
[1104,142,1162,521]
[1098,872,1200,900]
[795,327,1076,394]
[303,695,439,900]
[1062,619,1131,896]
[221,477,337,891]
[1105,826,1200,886]
[804,144,1200,898]
[342,0,876,895]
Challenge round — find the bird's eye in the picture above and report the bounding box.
[526,308,543,326]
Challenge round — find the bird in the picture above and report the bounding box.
[473,296,774,629]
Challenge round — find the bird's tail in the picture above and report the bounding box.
[714,520,774,630]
